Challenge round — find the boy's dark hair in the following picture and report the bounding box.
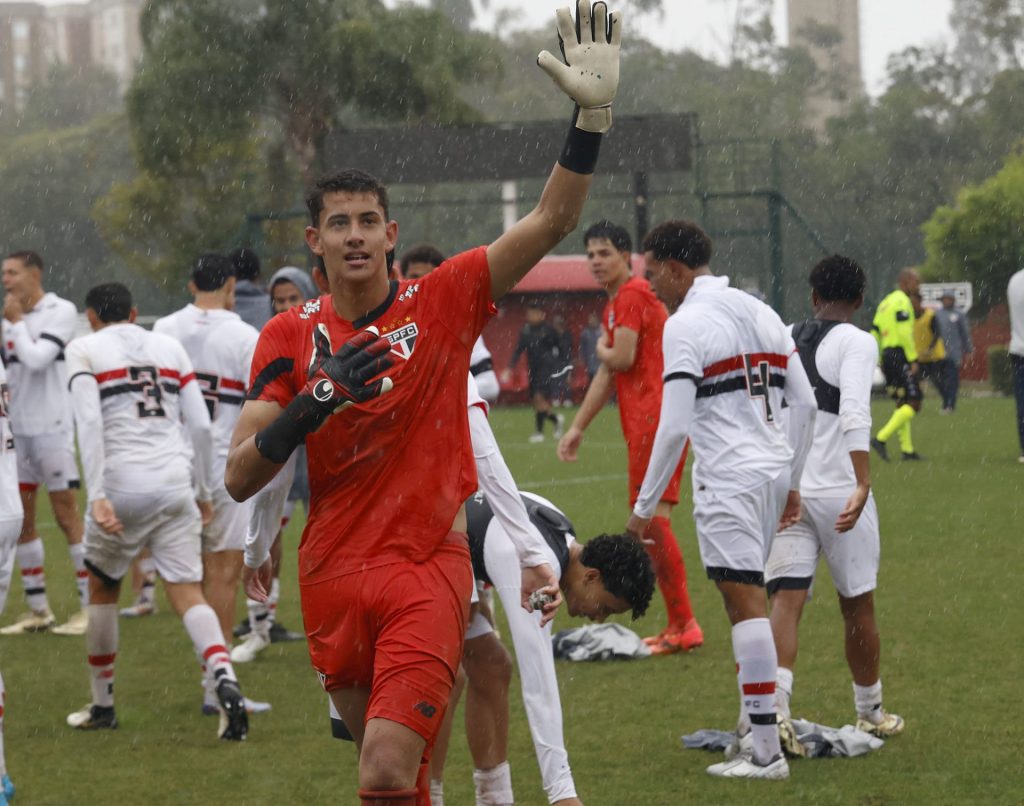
[809,254,866,303]
[580,534,656,620]
[191,253,234,292]
[307,169,390,227]
[399,244,445,277]
[4,250,43,271]
[583,220,632,254]
[228,247,261,281]
[85,282,132,323]
[641,220,712,269]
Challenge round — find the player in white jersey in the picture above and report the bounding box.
[0,355,25,805]
[63,282,248,740]
[154,256,260,640]
[626,220,818,781]
[0,250,87,636]
[765,255,904,740]
[399,244,500,402]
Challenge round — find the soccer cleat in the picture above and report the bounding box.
[2,773,14,803]
[269,622,303,643]
[869,438,889,463]
[707,751,789,780]
[553,414,565,439]
[232,618,252,639]
[856,709,905,738]
[528,432,545,444]
[119,599,156,618]
[67,704,118,731]
[231,632,270,663]
[647,620,704,655]
[215,678,249,741]
[201,696,272,717]
[901,452,925,461]
[51,609,89,636]
[0,608,56,635]
[777,715,807,758]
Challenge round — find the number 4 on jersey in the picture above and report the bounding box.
[743,354,774,423]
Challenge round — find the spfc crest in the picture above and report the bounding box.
[385,322,419,360]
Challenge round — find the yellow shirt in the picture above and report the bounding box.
[872,289,918,362]
[914,308,945,362]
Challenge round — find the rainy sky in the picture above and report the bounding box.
[15,0,955,95]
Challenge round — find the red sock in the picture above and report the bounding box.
[646,516,695,628]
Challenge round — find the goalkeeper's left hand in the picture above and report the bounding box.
[537,0,622,133]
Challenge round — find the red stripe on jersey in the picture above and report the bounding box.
[742,681,776,695]
[20,567,43,576]
[703,353,788,379]
[158,368,180,380]
[88,653,117,667]
[179,372,196,387]
[470,401,489,416]
[94,368,129,383]
[221,378,246,391]
[203,644,229,661]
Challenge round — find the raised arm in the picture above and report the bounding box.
[487,1,621,300]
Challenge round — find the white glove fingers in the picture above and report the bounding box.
[554,6,576,51]
[609,9,622,47]
[537,50,572,83]
[592,1,608,44]
[576,0,594,44]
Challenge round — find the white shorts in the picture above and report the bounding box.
[0,516,23,614]
[85,486,203,585]
[765,495,880,599]
[473,370,500,404]
[15,430,80,492]
[692,469,790,585]
[202,486,251,553]
[465,580,493,640]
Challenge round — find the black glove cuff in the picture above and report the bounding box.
[558,107,603,175]
[254,394,328,464]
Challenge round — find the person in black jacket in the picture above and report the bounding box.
[502,304,564,443]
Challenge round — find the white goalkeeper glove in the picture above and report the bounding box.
[537,0,622,134]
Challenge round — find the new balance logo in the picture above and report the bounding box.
[414,701,437,719]
[385,323,419,360]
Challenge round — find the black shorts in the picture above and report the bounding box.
[882,348,922,403]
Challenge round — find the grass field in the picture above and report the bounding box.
[2,396,1021,805]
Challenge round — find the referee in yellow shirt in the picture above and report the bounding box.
[871,268,924,461]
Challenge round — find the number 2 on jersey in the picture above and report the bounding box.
[130,366,166,418]
[743,354,774,423]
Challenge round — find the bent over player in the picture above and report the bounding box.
[225,3,621,802]
[765,255,904,738]
[64,283,248,740]
[626,220,817,781]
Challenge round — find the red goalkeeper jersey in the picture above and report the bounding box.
[248,246,494,583]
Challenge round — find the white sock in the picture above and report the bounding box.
[854,680,883,722]
[86,603,118,707]
[0,670,6,776]
[732,618,780,765]
[16,538,48,612]
[182,604,236,686]
[246,597,271,641]
[138,557,157,605]
[267,577,280,628]
[734,673,751,736]
[68,543,88,608]
[776,666,794,720]
[473,761,513,806]
[430,779,444,806]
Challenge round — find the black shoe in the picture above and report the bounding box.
[215,678,249,741]
[268,622,304,643]
[901,452,925,461]
[67,704,118,730]
[232,618,251,639]
[870,438,889,462]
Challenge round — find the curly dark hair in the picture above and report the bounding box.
[580,534,656,620]
[809,254,866,303]
[641,219,712,269]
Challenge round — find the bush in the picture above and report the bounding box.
[987,345,1014,395]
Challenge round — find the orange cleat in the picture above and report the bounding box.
[647,619,704,655]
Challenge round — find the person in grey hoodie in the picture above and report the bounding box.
[267,265,318,315]
[932,289,973,412]
[229,248,271,332]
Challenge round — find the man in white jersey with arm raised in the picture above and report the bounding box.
[625,220,818,781]
[64,282,249,740]
[766,255,904,739]
[0,250,87,635]
[154,255,260,650]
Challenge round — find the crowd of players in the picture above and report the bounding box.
[0,3,914,803]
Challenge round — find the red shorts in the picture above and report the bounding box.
[626,430,688,508]
[300,532,473,742]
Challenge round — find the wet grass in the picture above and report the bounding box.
[3,394,1020,804]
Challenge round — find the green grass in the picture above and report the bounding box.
[3,396,1022,804]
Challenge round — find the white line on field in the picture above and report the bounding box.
[518,473,627,490]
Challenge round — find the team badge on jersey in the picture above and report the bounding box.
[299,299,322,320]
[385,322,419,360]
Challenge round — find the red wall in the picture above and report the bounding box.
[963,304,1011,381]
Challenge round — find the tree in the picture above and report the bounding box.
[951,0,1024,92]
[921,147,1024,315]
